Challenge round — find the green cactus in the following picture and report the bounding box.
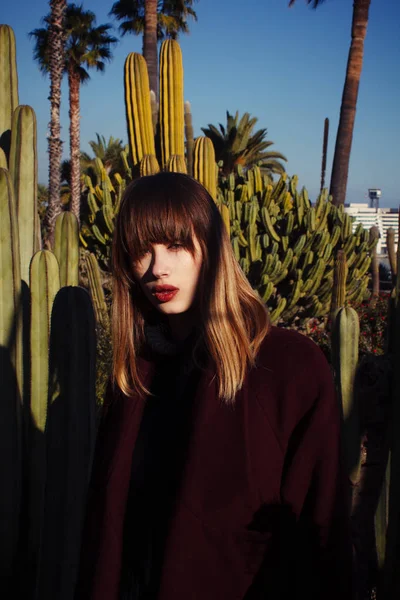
[37,286,96,600]
[54,211,79,287]
[0,167,23,581]
[331,306,361,485]
[0,25,19,159]
[9,105,40,283]
[85,252,108,326]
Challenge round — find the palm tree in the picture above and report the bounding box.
[109,0,197,97]
[84,133,125,175]
[289,0,372,206]
[144,0,158,96]
[201,111,287,178]
[30,4,118,224]
[45,0,67,245]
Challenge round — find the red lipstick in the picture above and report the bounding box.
[152,285,179,303]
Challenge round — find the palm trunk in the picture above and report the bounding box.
[329,0,371,207]
[68,66,81,224]
[143,0,158,99]
[45,0,66,246]
[320,117,329,192]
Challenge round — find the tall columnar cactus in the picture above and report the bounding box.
[330,249,347,322]
[384,238,400,597]
[331,306,361,486]
[159,39,185,167]
[85,252,108,326]
[140,154,160,177]
[387,226,397,283]
[9,105,40,283]
[53,211,79,287]
[124,53,155,168]
[193,136,217,201]
[28,249,60,592]
[184,101,194,177]
[0,167,22,585]
[0,25,19,159]
[166,154,187,174]
[369,225,380,309]
[36,286,96,600]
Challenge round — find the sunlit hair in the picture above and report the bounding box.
[111,171,270,403]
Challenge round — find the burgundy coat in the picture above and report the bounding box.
[75,326,353,600]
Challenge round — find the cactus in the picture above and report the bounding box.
[0,167,23,583]
[53,211,79,287]
[37,287,96,600]
[159,40,185,167]
[369,225,380,309]
[166,154,187,174]
[140,154,160,176]
[0,25,19,159]
[9,105,40,283]
[218,172,376,324]
[184,101,194,177]
[28,249,60,592]
[387,226,397,283]
[124,53,155,168]
[193,136,217,201]
[331,306,361,485]
[330,250,347,322]
[85,252,108,326]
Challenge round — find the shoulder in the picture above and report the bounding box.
[255,325,331,382]
[247,326,335,437]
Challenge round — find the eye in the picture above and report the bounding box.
[168,242,183,250]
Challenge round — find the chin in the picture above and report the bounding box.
[156,301,192,315]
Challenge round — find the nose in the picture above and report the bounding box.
[151,246,171,278]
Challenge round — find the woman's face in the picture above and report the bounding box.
[132,238,203,315]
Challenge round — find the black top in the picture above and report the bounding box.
[119,324,203,600]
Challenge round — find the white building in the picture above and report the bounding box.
[344,203,399,255]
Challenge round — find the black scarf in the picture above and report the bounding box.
[119,323,203,600]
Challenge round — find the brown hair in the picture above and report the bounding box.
[111,171,270,403]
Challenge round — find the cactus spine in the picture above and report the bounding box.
[124,53,155,167]
[159,40,185,167]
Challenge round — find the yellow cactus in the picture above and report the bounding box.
[124,53,155,166]
[166,154,187,174]
[159,40,184,167]
[193,136,217,201]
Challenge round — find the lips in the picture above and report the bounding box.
[151,285,179,303]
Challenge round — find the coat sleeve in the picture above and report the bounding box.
[279,345,355,599]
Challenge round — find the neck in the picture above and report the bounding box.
[167,310,197,343]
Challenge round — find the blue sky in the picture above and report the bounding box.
[2,0,400,206]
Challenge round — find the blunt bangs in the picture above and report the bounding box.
[117,173,216,265]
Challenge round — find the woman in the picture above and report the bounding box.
[76,172,353,600]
